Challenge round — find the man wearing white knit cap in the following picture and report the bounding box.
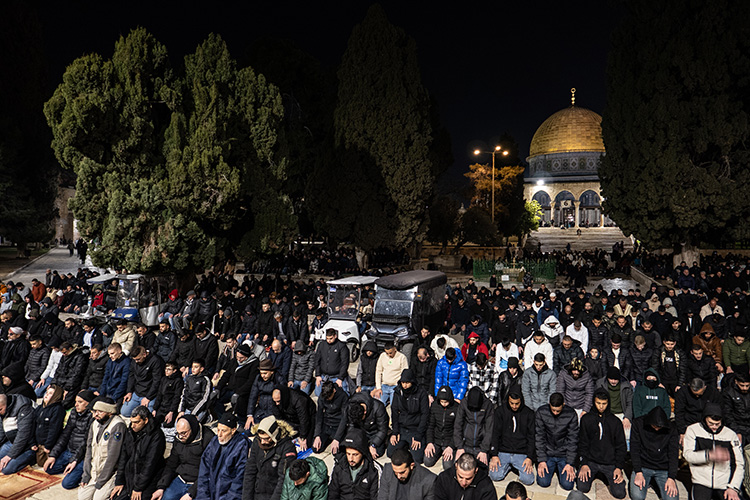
[78,397,127,500]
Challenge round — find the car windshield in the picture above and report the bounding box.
[373,299,412,318]
[327,285,360,319]
[116,279,139,308]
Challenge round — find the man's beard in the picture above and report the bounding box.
[397,473,412,484]
[218,434,234,445]
[258,439,275,450]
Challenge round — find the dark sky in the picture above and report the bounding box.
[37,0,623,182]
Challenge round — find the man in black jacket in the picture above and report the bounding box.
[111,405,165,500]
[346,391,389,459]
[629,406,679,500]
[424,385,458,470]
[387,369,429,463]
[434,452,497,500]
[0,393,35,474]
[454,387,494,466]
[378,448,436,500]
[55,341,89,409]
[312,381,348,454]
[82,344,108,392]
[272,386,316,450]
[489,392,535,485]
[314,329,350,396]
[535,392,577,491]
[214,343,258,420]
[685,343,719,388]
[675,377,721,440]
[328,427,381,500]
[24,335,50,389]
[122,346,164,417]
[721,368,750,445]
[242,415,297,500]
[153,414,214,500]
[153,319,177,363]
[44,389,95,489]
[575,390,627,498]
[413,347,436,400]
[194,324,219,375]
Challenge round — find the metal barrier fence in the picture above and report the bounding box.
[473,259,556,282]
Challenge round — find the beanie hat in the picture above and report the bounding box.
[77,389,96,403]
[218,412,238,428]
[607,366,621,381]
[256,415,280,443]
[92,397,117,414]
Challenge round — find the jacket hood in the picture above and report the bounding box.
[178,414,201,442]
[701,403,724,433]
[169,289,179,300]
[644,406,670,428]
[643,367,661,383]
[466,386,485,411]
[504,390,526,409]
[468,332,480,340]
[362,340,378,358]
[543,315,559,326]
[293,342,308,354]
[44,384,64,407]
[342,427,369,457]
[436,385,455,404]
[277,384,291,408]
[250,418,297,442]
[700,323,715,334]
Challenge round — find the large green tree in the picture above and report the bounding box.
[0,2,58,250]
[335,4,435,248]
[45,29,292,274]
[600,0,750,255]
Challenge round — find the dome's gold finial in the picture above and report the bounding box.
[571,88,576,106]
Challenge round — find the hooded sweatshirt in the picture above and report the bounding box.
[578,395,626,466]
[631,407,679,478]
[328,428,381,500]
[453,387,494,455]
[490,393,535,457]
[391,370,429,440]
[426,386,458,448]
[633,368,671,418]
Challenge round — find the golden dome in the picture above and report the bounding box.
[528,106,605,158]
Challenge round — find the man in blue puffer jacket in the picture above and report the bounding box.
[98,343,130,402]
[434,348,469,402]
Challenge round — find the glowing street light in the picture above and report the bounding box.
[474,146,509,222]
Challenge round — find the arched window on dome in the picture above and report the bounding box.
[554,191,575,228]
[532,191,552,225]
[578,190,602,227]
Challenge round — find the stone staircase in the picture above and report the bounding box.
[525,227,634,253]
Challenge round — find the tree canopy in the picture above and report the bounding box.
[334,4,435,248]
[600,0,750,251]
[45,29,293,273]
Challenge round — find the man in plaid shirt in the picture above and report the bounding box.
[468,352,499,405]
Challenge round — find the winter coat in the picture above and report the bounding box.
[498,368,523,402]
[0,394,34,459]
[535,403,578,464]
[272,386,317,443]
[632,368,671,418]
[722,382,750,437]
[434,356,469,401]
[33,400,65,450]
[180,373,211,416]
[553,345,584,374]
[723,337,750,369]
[356,343,378,387]
[523,338,555,371]
[347,392,388,449]
[684,413,744,491]
[631,407,679,478]
[314,384,348,441]
[169,334,197,369]
[314,339,348,379]
[49,407,92,463]
[99,353,131,400]
[24,345,50,382]
[154,372,184,418]
[218,357,259,418]
[115,417,166,497]
[127,352,164,400]
[426,385,458,448]
[157,417,214,497]
[328,429,381,500]
[630,345,654,383]
[153,329,176,363]
[280,456,328,500]
[248,374,283,419]
[391,383,429,441]
[454,387,494,455]
[601,346,634,382]
[112,325,136,354]
[521,364,557,411]
[55,346,88,393]
[490,395,535,457]
[595,378,633,421]
[195,333,220,374]
[289,349,314,383]
[0,338,30,370]
[82,350,108,390]
[578,406,626,466]
[242,419,298,500]
[433,465,496,500]
[685,353,719,387]
[675,385,721,434]
[269,346,293,381]
[378,463,435,500]
[197,432,249,500]
[413,355,436,395]
[555,364,594,412]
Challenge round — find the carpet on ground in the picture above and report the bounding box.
[0,467,61,500]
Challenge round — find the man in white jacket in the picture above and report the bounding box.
[565,321,589,355]
[524,330,554,372]
[683,403,743,500]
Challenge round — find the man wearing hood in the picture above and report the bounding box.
[629,406,679,500]
[194,324,219,375]
[462,332,490,365]
[633,368,671,419]
[111,405,165,500]
[378,448,436,500]
[424,385,458,469]
[522,352,557,411]
[722,368,750,446]
[242,415,298,500]
[454,387,494,467]
[516,311,537,346]
[537,300,559,328]
[575,390,627,498]
[154,413,215,500]
[466,315,490,346]
[556,358,593,416]
[197,413,249,500]
[289,341,315,395]
[489,392,535,485]
[693,323,723,374]
[2,362,36,400]
[346,391,388,459]
[683,403,744,500]
[434,452,497,500]
[523,330,554,372]
[195,290,217,326]
[272,386,316,450]
[159,289,183,329]
[499,357,523,402]
[595,367,633,436]
[539,316,563,349]
[79,397,128,500]
[434,348,469,403]
[535,392,578,491]
[387,369,430,463]
[328,427,381,500]
[469,353,499,405]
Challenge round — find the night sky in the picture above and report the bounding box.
[37,0,623,183]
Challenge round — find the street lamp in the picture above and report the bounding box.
[474,146,509,222]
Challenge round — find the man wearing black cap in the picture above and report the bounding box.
[44,389,95,488]
[328,427,381,500]
[498,357,523,402]
[197,413,249,500]
[596,367,633,436]
[386,369,429,463]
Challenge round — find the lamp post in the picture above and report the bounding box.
[474,146,509,222]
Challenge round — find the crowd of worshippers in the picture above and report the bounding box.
[1,269,750,500]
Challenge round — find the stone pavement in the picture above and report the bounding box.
[2,246,107,284]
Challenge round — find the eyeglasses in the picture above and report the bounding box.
[176,430,191,438]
